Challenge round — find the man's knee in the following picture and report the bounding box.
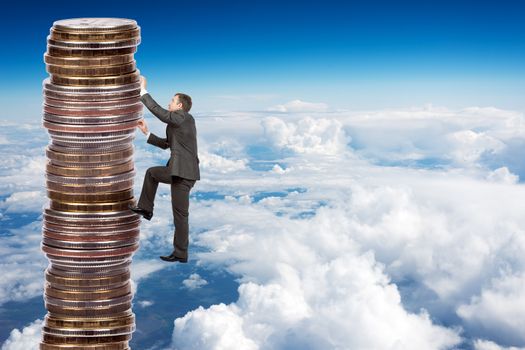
[147,166,165,180]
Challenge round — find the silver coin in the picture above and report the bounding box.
[47,36,141,50]
[42,77,140,93]
[52,18,138,32]
[45,171,136,185]
[47,129,133,139]
[47,142,132,155]
[43,113,142,126]
[41,324,136,337]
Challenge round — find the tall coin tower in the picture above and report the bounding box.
[40,18,142,350]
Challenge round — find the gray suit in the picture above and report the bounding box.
[141,92,200,181]
[137,93,200,260]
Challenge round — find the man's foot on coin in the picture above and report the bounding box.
[128,204,153,220]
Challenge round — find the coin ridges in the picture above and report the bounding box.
[41,17,142,348]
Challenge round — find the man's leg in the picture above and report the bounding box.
[137,166,172,213]
[170,176,196,259]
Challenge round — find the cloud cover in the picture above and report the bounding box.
[2,102,525,349]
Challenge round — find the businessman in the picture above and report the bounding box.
[129,76,200,263]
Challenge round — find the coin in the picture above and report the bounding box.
[46,189,134,203]
[40,341,130,350]
[47,36,141,50]
[50,70,140,86]
[49,28,140,42]
[46,62,136,77]
[42,333,131,344]
[41,241,139,258]
[43,77,140,93]
[52,18,138,32]
[45,282,132,301]
[47,46,136,57]
[43,119,139,133]
[41,17,143,348]
[44,96,139,108]
[43,102,143,116]
[44,53,136,67]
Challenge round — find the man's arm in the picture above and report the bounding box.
[140,93,185,127]
[146,132,170,150]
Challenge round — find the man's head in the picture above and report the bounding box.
[168,93,192,112]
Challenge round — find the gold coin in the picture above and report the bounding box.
[50,70,139,87]
[52,18,138,32]
[46,146,134,163]
[44,53,135,67]
[46,160,134,177]
[47,189,133,204]
[47,46,136,57]
[46,62,136,77]
[42,333,131,344]
[48,199,136,212]
[50,28,140,42]
[45,282,131,301]
[40,341,129,350]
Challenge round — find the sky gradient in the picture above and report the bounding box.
[0,0,524,120]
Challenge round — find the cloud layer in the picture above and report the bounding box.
[2,102,525,349]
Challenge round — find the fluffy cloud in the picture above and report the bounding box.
[0,220,46,306]
[0,191,46,213]
[199,150,248,173]
[3,103,525,349]
[486,166,519,184]
[182,273,208,290]
[138,300,154,308]
[262,116,350,155]
[474,340,525,350]
[1,318,42,350]
[446,129,505,167]
[267,99,329,113]
[458,272,525,346]
[171,190,463,349]
[167,102,525,348]
[173,303,259,350]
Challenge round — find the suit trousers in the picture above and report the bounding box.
[137,166,196,259]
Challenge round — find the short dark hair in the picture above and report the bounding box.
[175,93,192,112]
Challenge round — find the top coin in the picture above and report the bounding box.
[52,18,138,32]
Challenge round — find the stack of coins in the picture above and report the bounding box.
[40,18,142,350]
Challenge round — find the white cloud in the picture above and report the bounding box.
[199,151,248,173]
[172,303,259,350]
[0,191,47,213]
[270,164,291,174]
[474,339,525,350]
[1,318,42,350]
[182,273,208,290]
[446,130,506,167]
[213,93,280,101]
[487,166,519,184]
[267,99,329,113]
[3,104,525,349]
[138,300,154,308]
[262,116,350,155]
[458,272,525,345]
[171,210,461,349]
[0,220,47,306]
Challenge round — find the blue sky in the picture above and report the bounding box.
[0,0,524,120]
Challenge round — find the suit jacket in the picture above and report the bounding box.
[140,93,200,181]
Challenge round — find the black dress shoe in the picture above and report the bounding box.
[128,204,153,221]
[160,253,188,263]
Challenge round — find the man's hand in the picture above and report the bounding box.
[137,119,149,135]
[140,75,147,90]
